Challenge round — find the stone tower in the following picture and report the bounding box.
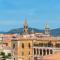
[45,23,50,35]
[23,18,28,34]
[31,29,35,34]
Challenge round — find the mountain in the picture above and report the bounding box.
[0,28,60,36]
[7,28,44,34]
[50,28,60,36]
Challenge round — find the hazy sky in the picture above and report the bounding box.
[0,0,60,31]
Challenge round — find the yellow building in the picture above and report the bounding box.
[11,20,60,60]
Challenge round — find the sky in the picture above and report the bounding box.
[0,0,60,31]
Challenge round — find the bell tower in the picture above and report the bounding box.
[45,23,50,35]
[31,29,35,34]
[23,18,28,34]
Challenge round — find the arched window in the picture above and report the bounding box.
[50,49,53,54]
[13,44,15,49]
[22,43,24,48]
[24,26,25,28]
[40,49,42,55]
[43,49,46,56]
[34,48,36,55]
[26,26,28,28]
[14,58,15,60]
[6,43,8,46]
[22,51,24,56]
[47,49,49,55]
[28,43,31,48]
[29,51,30,55]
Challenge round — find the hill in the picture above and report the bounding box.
[0,28,60,36]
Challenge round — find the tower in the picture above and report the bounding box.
[23,18,28,34]
[31,28,35,34]
[45,23,50,35]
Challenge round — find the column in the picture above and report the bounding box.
[43,49,46,56]
[38,49,39,55]
[46,49,47,55]
[39,49,40,56]
[49,49,50,55]
[42,49,43,56]
[36,49,37,55]
[53,42,56,47]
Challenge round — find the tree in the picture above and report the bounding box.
[0,52,11,60]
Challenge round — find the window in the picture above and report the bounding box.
[26,26,28,28]
[6,43,8,46]
[29,51,30,55]
[12,36,16,38]
[24,26,25,28]
[24,30,25,32]
[56,43,60,47]
[39,43,43,47]
[28,57,30,60]
[37,49,39,55]
[8,53,11,56]
[24,25,28,28]
[28,43,31,48]
[43,49,46,56]
[34,48,36,55]
[40,49,42,55]
[47,49,49,55]
[22,43,24,48]
[50,49,53,54]
[22,51,24,56]
[13,44,15,49]
[14,58,15,60]
[43,43,47,47]
[48,41,53,47]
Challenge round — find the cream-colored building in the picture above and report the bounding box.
[10,20,60,60]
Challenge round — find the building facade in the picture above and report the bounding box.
[0,20,60,60]
[10,20,60,60]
